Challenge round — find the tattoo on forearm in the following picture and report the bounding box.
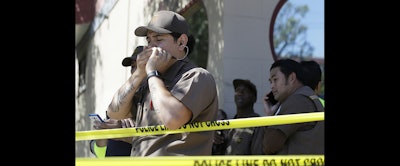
[109,84,136,112]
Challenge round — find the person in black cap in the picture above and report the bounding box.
[223,79,264,155]
[90,46,144,158]
[122,46,144,66]
[101,10,218,156]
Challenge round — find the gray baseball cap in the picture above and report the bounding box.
[134,10,189,36]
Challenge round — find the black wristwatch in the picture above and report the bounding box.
[147,70,160,80]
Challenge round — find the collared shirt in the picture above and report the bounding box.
[130,58,219,156]
[225,112,264,155]
[268,86,324,154]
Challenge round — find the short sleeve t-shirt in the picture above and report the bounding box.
[130,58,219,156]
[268,86,324,154]
[225,112,264,155]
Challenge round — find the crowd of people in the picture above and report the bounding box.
[89,10,324,157]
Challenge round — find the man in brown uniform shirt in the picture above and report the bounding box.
[105,10,218,156]
[263,59,324,155]
[225,79,264,155]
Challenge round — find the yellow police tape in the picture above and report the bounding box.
[76,155,324,166]
[76,112,324,141]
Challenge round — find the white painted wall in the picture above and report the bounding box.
[208,0,279,118]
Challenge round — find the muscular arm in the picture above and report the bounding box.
[107,48,150,120]
[148,76,192,129]
[144,47,193,129]
[106,71,145,120]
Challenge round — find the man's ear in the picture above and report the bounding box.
[178,34,188,46]
[289,72,297,83]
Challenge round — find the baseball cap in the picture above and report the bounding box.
[121,46,144,67]
[233,79,257,98]
[134,10,189,37]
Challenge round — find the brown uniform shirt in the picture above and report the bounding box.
[130,58,219,156]
[266,86,324,154]
[225,112,264,155]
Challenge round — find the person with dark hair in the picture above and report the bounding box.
[263,60,325,116]
[300,60,324,107]
[90,46,143,158]
[224,79,264,155]
[212,109,228,155]
[99,10,218,156]
[262,58,324,155]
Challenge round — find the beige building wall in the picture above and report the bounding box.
[218,0,279,118]
[75,0,280,157]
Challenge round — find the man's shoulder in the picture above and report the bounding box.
[185,67,216,82]
[289,86,315,101]
[282,90,316,113]
[294,86,315,96]
[189,66,211,74]
[286,93,313,105]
